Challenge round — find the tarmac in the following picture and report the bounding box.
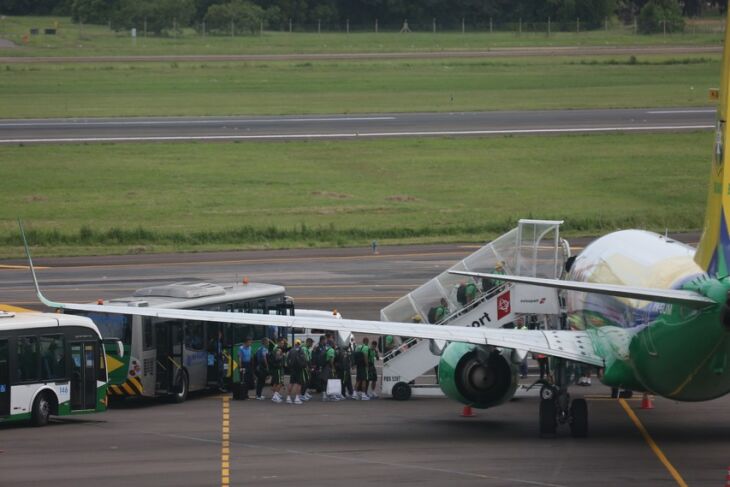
[1,238,728,486]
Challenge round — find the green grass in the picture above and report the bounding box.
[0,54,719,118]
[0,131,711,257]
[0,16,723,58]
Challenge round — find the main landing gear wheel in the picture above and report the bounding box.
[569,398,588,438]
[391,382,411,401]
[539,398,557,438]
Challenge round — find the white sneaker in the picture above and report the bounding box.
[286,396,293,404]
[322,393,328,402]
[272,396,283,403]
[369,392,379,399]
[585,378,592,386]
[294,396,303,405]
[301,394,310,401]
[273,392,282,399]
[303,393,312,400]
[352,393,360,400]
[360,393,370,401]
[256,395,265,400]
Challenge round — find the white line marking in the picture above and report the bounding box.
[0,125,714,144]
[0,116,396,128]
[646,110,716,114]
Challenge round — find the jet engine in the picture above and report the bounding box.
[438,342,519,409]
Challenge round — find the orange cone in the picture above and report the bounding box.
[461,405,475,417]
[640,393,654,410]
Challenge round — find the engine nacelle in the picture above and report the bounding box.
[438,342,519,409]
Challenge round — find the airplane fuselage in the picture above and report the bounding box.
[567,229,730,400]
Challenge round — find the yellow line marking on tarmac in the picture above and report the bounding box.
[0,304,35,313]
[0,264,48,270]
[36,250,470,271]
[221,396,231,487]
[618,398,688,487]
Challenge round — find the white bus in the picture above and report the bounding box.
[66,281,302,402]
[0,311,112,426]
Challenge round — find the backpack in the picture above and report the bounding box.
[288,348,306,369]
[456,284,467,305]
[269,346,283,368]
[353,345,366,367]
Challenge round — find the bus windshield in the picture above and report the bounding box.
[75,312,132,344]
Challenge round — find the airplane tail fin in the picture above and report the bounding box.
[694,24,730,277]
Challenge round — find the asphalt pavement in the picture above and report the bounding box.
[1,237,727,486]
[0,107,715,144]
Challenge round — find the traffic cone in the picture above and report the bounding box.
[461,405,475,417]
[640,393,654,410]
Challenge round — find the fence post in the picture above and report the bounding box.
[173,17,177,38]
[346,18,349,33]
[433,18,436,33]
[461,18,465,34]
[633,16,637,34]
[518,18,522,35]
[259,20,263,35]
[547,17,550,36]
[318,19,321,34]
[375,18,378,33]
[144,17,147,37]
[489,17,493,33]
[231,20,234,37]
[576,17,580,33]
[605,16,608,32]
[663,19,666,36]
[288,18,292,33]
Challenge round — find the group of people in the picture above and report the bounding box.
[236,334,380,405]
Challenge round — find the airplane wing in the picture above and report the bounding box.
[450,271,716,308]
[19,220,603,367]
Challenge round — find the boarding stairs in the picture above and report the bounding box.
[379,220,570,399]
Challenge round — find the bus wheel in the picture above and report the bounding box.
[31,392,52,427]
[173,371,189,404]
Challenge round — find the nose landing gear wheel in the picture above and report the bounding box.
[539,398,557,438]
[569,398,588,438]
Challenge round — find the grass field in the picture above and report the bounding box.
[0,131,711,257]
[0,54,719,118]
[0,16,723,57]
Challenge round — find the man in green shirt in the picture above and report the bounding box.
[300,337,313,401]
[367,340,379,399]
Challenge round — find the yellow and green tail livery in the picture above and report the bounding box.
[695,24,730,277]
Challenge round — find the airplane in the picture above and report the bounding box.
[18,27,730,440]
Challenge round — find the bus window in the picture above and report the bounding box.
[40,335,65,381]
[184,322,204,350]
[82,313,131,344]
[143,319,155,350]
[17,336,39,382]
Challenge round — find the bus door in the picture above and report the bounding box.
[155,321,183,393]
[0,340,9,417]
[70,342,99,410]
[206,323,223,385]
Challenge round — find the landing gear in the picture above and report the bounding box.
[391,382,412,401]
[537,358,589,438]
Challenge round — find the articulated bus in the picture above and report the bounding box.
[66,281,301,403]
[0,311,111,426]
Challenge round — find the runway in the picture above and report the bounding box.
[1,236,728,487]
[0,107,715,144]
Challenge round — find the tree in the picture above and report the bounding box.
[205,0,265,34]
[638,0,684,33]
[111,0,195,35]
[71,0,117,24]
